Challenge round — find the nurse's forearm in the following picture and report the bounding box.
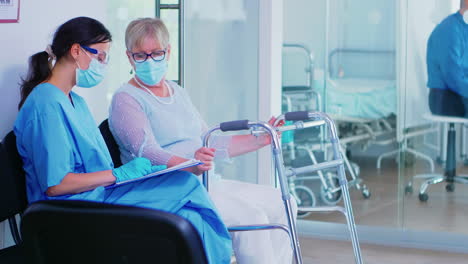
[228,134,270,157]
[46,170,116,196]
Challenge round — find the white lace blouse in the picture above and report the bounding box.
[108,80,231,166]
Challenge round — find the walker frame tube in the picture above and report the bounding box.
[276,111,363,264]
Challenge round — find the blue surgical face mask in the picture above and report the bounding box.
[134,58,168,86]
[75,57,107,88]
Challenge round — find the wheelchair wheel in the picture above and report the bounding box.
[349,161,360,176]
[419,193,429,202]
[362,187,371,199]
[320,173,343,205]
[294,186,316,218]
[404,183,413,195]
[446,183,455,192]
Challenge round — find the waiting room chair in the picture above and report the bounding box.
[0,131,27,263]
[99,119,123,167]
[21,200,208,264]
[3,129,208,263]
[409,114,468,202]
[406,89,468,201]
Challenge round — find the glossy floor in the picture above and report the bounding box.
[301,155,468,235]
[299,237,468,264]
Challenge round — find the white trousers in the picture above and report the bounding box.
[209,179,297,264]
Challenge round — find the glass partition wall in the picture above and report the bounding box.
[284,0,468,251]
[184,0,260,183]
[284,0,399,227]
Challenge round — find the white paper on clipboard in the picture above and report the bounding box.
[106,159,203,189]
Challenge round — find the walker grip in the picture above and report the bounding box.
[220,120,250,132]
[284,111,310,121]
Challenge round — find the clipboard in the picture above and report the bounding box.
[106,159,203,189]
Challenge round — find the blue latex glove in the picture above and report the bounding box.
[112,157,167,183]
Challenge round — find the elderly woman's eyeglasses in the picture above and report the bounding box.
[81,45,109,64]
[131,50,166,63]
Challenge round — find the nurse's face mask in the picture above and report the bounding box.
[131,49,168,86]
[75,45,109,88]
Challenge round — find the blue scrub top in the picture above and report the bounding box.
[427,12,468,98]
[14,83,113,203]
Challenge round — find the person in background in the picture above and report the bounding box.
[14,16,232,263]
[427,0,468,116]
[109,17,297,264]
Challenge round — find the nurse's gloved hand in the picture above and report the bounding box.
[112,157,167,183]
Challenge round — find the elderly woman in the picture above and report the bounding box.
[109,18,296,264]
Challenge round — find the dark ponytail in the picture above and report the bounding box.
[18,51,52,109]
[18,17,112,109]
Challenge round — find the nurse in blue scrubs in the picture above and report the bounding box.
[14,16,232,263]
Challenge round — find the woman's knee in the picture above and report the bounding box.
[216,196,270,225]
[246,206,270,224]
[263,189,298,221]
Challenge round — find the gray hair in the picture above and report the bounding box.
[125,18,170,51]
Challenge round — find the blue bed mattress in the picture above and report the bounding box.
[323,78,396,119]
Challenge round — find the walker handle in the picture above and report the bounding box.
[284,111,310,121]
[220,120,250,132]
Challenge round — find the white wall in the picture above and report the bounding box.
[0,0,109,140]
[283,0,326,70]
[183,0,283,185]
[184,0,260,183]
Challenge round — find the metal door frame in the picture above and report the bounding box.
[155,0,185,86]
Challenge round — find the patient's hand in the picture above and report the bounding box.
[269,116,285,132]
[262,116,285,145]
[192,147,215,175]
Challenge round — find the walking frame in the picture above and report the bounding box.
[202,111,363,264]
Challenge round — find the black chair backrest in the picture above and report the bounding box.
[99,119,123,167]
[0,244,25,263]
[0,131,27,221]
[21,200,207,264]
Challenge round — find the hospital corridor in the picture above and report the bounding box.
[1,0,468,263]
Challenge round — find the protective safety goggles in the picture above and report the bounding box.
[81,45,110,64]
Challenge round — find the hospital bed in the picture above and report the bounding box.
[325,48,403,171]
[326,49,438,174]
[325,48,396,121]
